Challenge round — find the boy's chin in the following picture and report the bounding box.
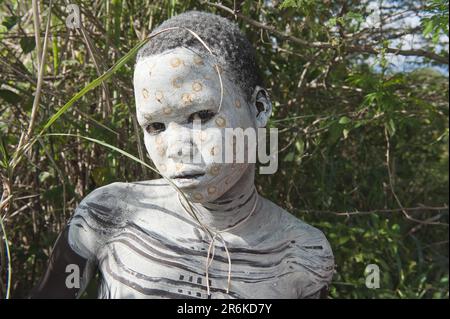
[185,189,225,203]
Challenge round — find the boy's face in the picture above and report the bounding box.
[134,47,256,202]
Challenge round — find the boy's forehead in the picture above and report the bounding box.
[134,48,227,120]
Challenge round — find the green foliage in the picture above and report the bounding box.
[1,15,18,30]
[279,0,317,10]
[421,0,449,44]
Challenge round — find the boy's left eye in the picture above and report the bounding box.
[187,110,216,123]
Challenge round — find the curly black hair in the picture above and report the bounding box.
[136,10,263,102]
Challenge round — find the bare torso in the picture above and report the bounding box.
[68,180,334,299]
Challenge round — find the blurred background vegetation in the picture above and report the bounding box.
[0,0,448,298]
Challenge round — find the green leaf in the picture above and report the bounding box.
[39,171,53,183]
[327,123,343,145]
[284,152,295,162]
[279,0,299,9]
[386,118,396,136]
[0,135,9,169]
[327,17,337,27]
[295,139,304,154]
[0,89,20,104]
[20,36,35,54]
[339,116,351,125]
[343,128,350,139]
[346,12,364,24]
[363,92,379,106]
[2,15,19,30]
[423,19,435,36]
[338,236,350,245]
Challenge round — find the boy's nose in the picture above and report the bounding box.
[165,122,195,161]
[167,142,195,160]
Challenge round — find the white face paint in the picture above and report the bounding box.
[134,47,257,203]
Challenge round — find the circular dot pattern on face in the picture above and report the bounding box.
[193,56,204,65]
[215,116,226,128]
[199,131,207,142]
[172,77,182,89]
[192,82,203,92]
[182,93,194,106]
[193,193,203,201]
[209,165,220,176]
[207,99,217,109]
[163,107,172,115]
[157,146,165,156]
[142,88,149,99]
[207,186,217,194]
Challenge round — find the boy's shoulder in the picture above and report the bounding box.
[261,197,332,249]
[88,178,174,200]
[78,178,175,210]
[259,197,335,297]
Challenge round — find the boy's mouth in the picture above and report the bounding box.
[170,172,205,179]
[169,171,206,189]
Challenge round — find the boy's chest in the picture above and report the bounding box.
[95,221,300,299]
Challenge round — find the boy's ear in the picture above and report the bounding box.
[251,86,272,128]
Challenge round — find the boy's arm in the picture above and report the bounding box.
[30,182,127,299]
[29,225,96,299]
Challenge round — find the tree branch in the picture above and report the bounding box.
[205,1,449,65]
[295,205,449,217]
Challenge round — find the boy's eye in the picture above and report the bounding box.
[146,122,166,135]
[187,110,216,124]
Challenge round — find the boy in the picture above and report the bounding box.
[31,11,334,299]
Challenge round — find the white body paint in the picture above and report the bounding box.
[68,179,334,298]
[134,48,258,202]
[67,47,335,298]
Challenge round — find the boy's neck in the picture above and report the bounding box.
[189,165,261,231]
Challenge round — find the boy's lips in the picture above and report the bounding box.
[169,171,206,189]
[169,171,205,179]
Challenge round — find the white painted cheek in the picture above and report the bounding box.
[221,83,253,129]
[144,134,168,174]
[134,61,153,99]
[193,126,223,164]
[226,97,253,129]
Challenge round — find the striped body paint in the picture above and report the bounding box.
[68,180,335,299]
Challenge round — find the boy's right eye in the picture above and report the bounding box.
[145,122,166,135]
